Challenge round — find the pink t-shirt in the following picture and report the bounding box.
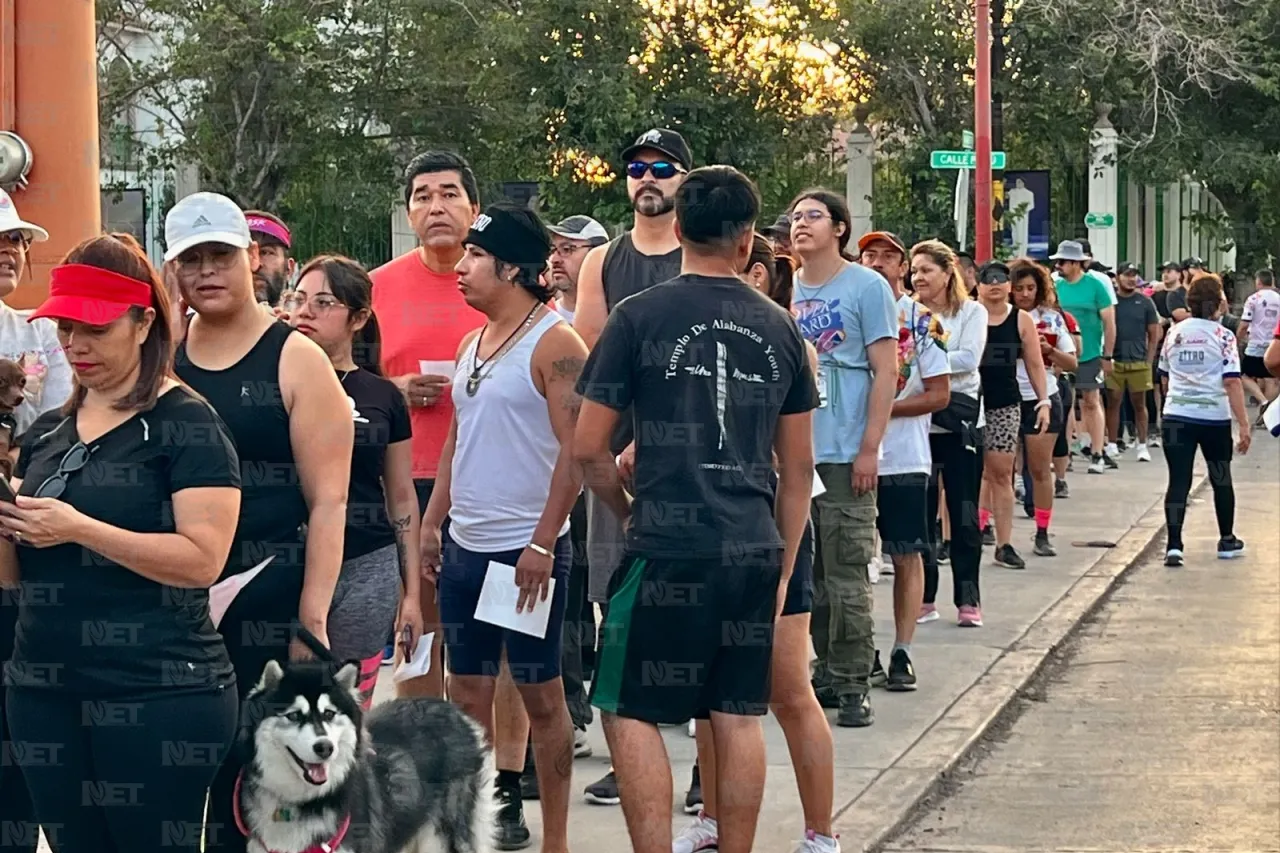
[371,250,485,480]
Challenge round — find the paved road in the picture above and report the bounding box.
[368,440,1203,851]
[882,437,1280,853]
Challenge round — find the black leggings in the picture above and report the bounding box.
[4,686,237,853]
[1162,418,1235,550]
[0,600,36,853]
[924,432,985,608]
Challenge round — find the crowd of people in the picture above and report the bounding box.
[0,123,1275,853]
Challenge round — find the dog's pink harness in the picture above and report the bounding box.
[233,770,352,853]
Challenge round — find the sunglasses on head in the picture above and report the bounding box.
[626,161,684,180]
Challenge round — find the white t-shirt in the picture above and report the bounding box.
[0,303,76,435]
[1240,288,1280,357]
[880,295,951,477]
[553,301,575,324]
[1158,317,1240,423]
[928,298,987,434]
[1018,307,1076,401]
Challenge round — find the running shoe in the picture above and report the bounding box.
[886,649,917,691]
[1165,548,1184,567]
[801,829,842,852]
[1055,478,1070,498]
[869,649,887,687]
[684,763,703,814]
[1136,443,1151,462]
[957,605,983,627]
[994,543,1026,569]
[917,604,940,624]
[1217,536,1246,559]
[583,769,620,805]
[1033,530,1056,557]
[673,812,718,853]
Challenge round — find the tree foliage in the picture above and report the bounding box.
[96,0,1278,266]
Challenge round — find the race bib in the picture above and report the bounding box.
[816,367,829,408]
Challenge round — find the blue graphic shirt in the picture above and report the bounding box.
[792,263,898,464]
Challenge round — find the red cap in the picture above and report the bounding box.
[27,264,153,326]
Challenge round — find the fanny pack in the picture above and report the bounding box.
[932,391,982,451]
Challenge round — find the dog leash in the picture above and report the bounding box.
[233,770,352,853]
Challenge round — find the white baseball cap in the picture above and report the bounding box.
[164,192,251,262]
[0,189,49,242]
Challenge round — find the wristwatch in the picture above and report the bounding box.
[1100,354,1114,361]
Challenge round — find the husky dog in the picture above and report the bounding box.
[234,659,496,853]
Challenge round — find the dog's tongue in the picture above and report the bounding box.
[304,763,329,785]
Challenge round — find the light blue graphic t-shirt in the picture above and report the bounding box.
[792,263,898,464]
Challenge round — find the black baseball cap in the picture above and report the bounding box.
[765,213,791,238]
[1181,256,1205,271]
[463,202,552,272]
[1159,260,1180,271]
[620,128,693,171]
[1117,261,1142,276]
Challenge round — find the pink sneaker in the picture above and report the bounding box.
[957,605,983,627]
[916,604,939,624]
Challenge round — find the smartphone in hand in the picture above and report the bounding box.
[0,478,16,504]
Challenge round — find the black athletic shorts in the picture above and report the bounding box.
[781,520,815,617]
[876,472,931,556]
[1242,354,1272,380]
[589,550,781,724]
[1020,394,1064,437]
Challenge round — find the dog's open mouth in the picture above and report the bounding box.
[286,748,330,786]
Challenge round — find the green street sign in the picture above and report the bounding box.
[1084,212,1116,229]
[930,150,1006,170]
[962,130,975,150]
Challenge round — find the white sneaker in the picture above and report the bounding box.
[801,829,842,852]
[1088,456,1105,474]
[1136,443,1151,462]
[1105,442,1120,457]
[673,812,718,853]
[573,727,592,758]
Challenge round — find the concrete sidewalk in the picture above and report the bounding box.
[478,443,1202,852]
[882,437,1280,853]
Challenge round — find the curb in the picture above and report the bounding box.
[816,473,1207,853]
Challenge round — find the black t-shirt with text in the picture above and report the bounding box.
[340,367,413,562]
[577,275,819,560]
[5,388,240,696]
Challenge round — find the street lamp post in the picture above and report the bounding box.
[974,0,993,264]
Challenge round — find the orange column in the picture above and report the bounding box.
[4,0,101,309]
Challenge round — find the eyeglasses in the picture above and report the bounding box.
[625,161,685,180]
[551,244,591,258]
[790,209,831,224]
[35,441,94,499]
[175,246,239,278]
[280,292,347,314]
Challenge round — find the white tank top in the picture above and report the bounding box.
[448,310,571,552]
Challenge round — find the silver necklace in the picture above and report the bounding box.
[465,305,542,397]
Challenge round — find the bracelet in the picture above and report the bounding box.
[1034,399,1052,410]
[527,542,554,559]
[1100,354,1113,361]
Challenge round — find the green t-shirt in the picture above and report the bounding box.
[1056,272,1114,361]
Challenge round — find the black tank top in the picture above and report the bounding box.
[175,322,308,578]
[980,306,1023,409]
[602,232,682,312]
[601,232,682,452]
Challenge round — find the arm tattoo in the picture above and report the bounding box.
[551,355,585,418]
[391,514,412,578]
